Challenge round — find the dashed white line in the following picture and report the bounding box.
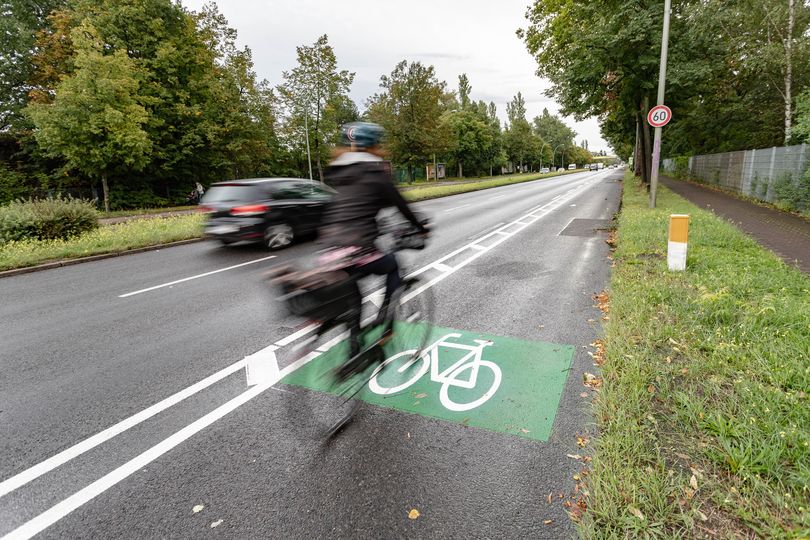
[118,255,277,298]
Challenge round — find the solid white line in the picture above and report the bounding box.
[2,176,603,538]
[432,262,453,273]
[0,359,247,498]
[118,256,277,298]
[444,204,470,213]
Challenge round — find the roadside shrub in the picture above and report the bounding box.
[0,197,98,244]
[774,170,810,213]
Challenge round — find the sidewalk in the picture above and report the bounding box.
[661,175,810,274]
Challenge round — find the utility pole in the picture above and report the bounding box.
[649,0,672,208]
[303,104,314,182]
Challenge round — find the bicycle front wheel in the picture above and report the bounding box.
[385,277,435,362]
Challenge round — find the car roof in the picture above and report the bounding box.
[210,177,312,187]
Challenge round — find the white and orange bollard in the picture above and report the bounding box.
[667,214,689,271]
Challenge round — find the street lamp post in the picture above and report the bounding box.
[649,0,672,208]
[303,107,314,182]
[552,144,564,171]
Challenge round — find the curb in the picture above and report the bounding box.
[0,237,205,279]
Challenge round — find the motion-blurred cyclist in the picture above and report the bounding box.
[318,122,428,370]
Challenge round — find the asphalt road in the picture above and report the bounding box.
[0,168,623,539]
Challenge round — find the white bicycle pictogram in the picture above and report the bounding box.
[368,333,502,412]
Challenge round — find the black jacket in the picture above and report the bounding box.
[318,152,424,249]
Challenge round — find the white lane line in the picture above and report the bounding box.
[0,359,247,498]
[118,256,277,298]
[444,204,470,213]
[432,262,453,273]
[1,176,603,538]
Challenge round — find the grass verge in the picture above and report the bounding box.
[402,169,582,201]
[100,205,197,218]
[0,214,204,271]
[580,172,809,538]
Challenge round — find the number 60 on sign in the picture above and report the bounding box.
[647,105,672,128]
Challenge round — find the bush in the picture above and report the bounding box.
[0,197,98,244]
[773,170,810,213]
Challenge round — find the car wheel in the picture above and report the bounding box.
[219,238,236,246]
[264,222,294,250]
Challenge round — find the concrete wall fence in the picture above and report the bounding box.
[662,144,809,204]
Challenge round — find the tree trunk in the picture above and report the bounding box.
[634,115,641,177]
[784,0,795,145]
[489,164,493,176]
[407,164,413,183]
[101,173,110,212]
[458,161,463,179]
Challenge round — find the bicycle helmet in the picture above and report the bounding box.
[341,122,385,149]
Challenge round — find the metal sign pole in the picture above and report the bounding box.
[304,106,314,182]
[649,0,672,208]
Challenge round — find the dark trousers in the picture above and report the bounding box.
[346,253,401,356]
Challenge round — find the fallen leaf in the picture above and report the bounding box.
[414,393,427,399]
[566,454,583,460]
[412,401,421,406]
[573,474,581,481]
[696,509,708,521]
[210,519,223,528]
[192,505,204,514]
[547,493,553,504]
[690,475,699,490]
[583,373,603,389]
[406,432,411,438]
[543,519,553,525]
[520,428,530,434]
[647,384,656,394]
[628,506,645,520]
[580,392,589,398]
[563,500,573,508]
[408,509,420,520]
[576,436,589,448]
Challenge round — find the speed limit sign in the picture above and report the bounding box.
[647,105,672,128]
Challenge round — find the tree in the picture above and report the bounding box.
[795,88,810,142]
[277,35,355,182]
[533,108,576,163]
[366,60,450,181]
[0,0,66,132]
[504,92,534,171]
[27,22,151,211]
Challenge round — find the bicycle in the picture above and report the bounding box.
[368,333,502,412]
[271,215,434,439]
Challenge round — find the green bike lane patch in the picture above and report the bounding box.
[281,323,574,442]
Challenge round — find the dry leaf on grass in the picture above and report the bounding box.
[628,506,645,520]
[690,475,699,490]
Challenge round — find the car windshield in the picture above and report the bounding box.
[202,185,262,203]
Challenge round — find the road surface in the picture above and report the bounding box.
[0,168,622,538]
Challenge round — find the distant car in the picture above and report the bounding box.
[567,164,576,170]
[199,178,336,249]
[557,167,565,172]
[541,167,550,174]
[590,163,599,171]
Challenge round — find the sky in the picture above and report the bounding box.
[180,0,609,153]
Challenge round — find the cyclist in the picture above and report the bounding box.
[318,121,428,373]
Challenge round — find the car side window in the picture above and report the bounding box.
[299,184,333,201]
[269,182,303,200]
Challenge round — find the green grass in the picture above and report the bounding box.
[100,205,197,218]
[580,173,810,538]
[0,214,204,270]
[402,169,582,201]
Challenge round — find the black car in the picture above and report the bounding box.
[199,178,336,249]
